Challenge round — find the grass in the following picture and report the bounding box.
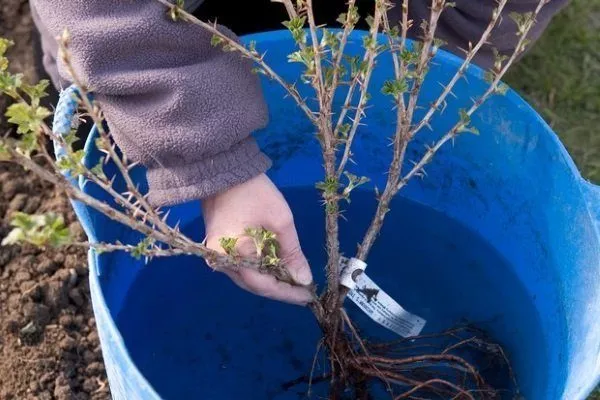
[506,0,600,182]
[505,1,600,398]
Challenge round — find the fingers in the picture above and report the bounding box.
[204,198,313,305]
[225,268,314,306]
[276,221,313,286]
[223,230,314,306]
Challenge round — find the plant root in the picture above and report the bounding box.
[289,315,517,400]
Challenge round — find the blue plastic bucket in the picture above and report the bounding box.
[53,30,600,399]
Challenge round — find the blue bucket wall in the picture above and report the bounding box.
[68,31,600,399]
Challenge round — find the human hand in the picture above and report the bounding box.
[202,173,314,305]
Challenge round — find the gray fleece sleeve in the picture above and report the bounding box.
[30,0,271,207]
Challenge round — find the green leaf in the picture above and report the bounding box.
[243,227,279,263]
[219,236,239,257]
[17,131,38,157]
[251,67,268,76]
[400,49,419,65]
[62,130,80,147]
[509,11,534,36]
[358,60,369,75]
[131,237,155,260]
[457,108,479,135]
[344,55,361,77]
[282,16,307,44]
[519,38,532,53]
[459,108,471,125]
[464,125,480,135]
[342,172,370,200]
[324,67,335,86]
[56,150,86,175]
[362,35,376,50]
[484,70,496,84]
[287,47,314,68]
[338,123,351,139]
[168,0,185,21]
[0,38,14,57]
[336,6,359,26]
[388,25,400,39]
[21,80,49,103]
[248,40,257,54]
[0,38,14,73]
[347,6,360,25]
[288,50,304,64]
[282,15,306,31]
[495,82,510,96]
[433,38,447,49]
[0,71,23,98]
[322,29,339,50]
[5,102,50,134]
[262,243,280,268]
[95,137,109,152]
[315,177,339,195]
[2,212,72,248]
[381,78,408,97]
[90,161,107,180]
[211,35,225,47]
[492,48,509,71]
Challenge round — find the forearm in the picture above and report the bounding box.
[31,0,270,206]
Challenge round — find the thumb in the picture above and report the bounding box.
[277,223,313,286]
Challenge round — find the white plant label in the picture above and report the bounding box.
[341,258,426,338]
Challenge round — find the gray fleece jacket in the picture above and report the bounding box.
[30,0,568,206]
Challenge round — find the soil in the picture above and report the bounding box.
[0,1,110,399]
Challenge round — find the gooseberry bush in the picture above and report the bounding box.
[0,0,549,398]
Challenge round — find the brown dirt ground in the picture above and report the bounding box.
[0,1,110,399]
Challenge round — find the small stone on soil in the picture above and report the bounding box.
[85,362,104,375]
[59,336,76,351]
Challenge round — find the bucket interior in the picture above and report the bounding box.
[103,189,546,399]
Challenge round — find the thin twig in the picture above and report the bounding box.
[408,0,509,139]
[336,3,385,176]
[305,0,326,109]
[6,146,277,277]
[57,34,175,239]
[328,0,358,105]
